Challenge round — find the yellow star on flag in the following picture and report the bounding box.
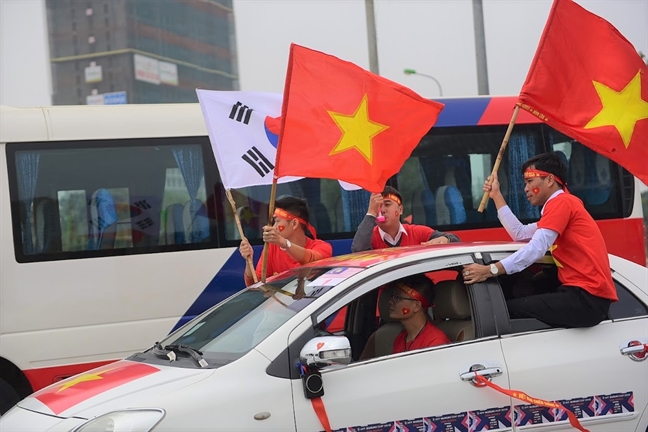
[584,71,648,148]
[239,206,256,224]
[328,95,389,163]
[548,244,563,268]
[56,368,116,393]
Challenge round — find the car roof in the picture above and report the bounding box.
[302,242,530,270]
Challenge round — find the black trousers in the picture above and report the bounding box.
[507,285,612,328]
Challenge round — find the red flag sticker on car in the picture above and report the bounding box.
[34,361,159,415]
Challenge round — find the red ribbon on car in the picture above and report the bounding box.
[473,374,588,432]
[310,397,332,432]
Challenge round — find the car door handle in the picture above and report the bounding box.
[460,362,503,386]
[619,339,648,362]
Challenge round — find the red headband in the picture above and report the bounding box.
[274,208,317,239]
[524,169,569,193]
[382,193,402,206]
[398,283,430,309]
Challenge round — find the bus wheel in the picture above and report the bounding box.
[0,377,20,416]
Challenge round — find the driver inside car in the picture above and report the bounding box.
[389,275,450,353]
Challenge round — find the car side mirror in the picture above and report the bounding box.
[300,336,352,368]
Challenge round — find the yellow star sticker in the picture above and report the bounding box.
[548,244,563,268]
[56,368,116,393]
[584,71,648,148]
[328,95,389,163]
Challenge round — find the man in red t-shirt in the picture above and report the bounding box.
[389,274,450,353]
[462,153,616,328]
[239,196,332,286]
[351,186,460,252]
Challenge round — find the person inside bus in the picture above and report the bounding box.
[390,274,450,353]
[351,186,460,252]
[239,196,333,286]
[462,152,617,328]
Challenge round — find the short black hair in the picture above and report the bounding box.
[521,152,568,187]
[275,196,310,225]
[382,185,403,205]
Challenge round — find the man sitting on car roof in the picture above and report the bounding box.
[462,152,617,328]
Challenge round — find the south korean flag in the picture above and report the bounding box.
[197,89,360,191]
[197,90,300,190]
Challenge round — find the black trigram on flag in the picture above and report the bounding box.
[229,101,253,125]
[136,218,154,230]
[242,146,274,177]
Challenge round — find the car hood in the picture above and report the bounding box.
[17,360,214,419]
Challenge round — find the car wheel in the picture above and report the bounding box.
[0,377,20,416]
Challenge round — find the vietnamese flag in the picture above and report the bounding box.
[274,44,444,192]
[34,361,159,415]
[518,0,648,185]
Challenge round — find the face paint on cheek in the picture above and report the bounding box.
[401,308,410,315]
[532,187,540,195]
[277,225,285,232]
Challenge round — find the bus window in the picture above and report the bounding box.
[406,124,544,230]
[549,132,625,217]
[8,139,218,262]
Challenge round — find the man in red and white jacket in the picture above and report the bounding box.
[351,186,460,252]
[462,152,617,328]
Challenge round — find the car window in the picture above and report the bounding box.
[493,259,559,333]
[318,267,472,363]
[492,253,648,331]
[609,280,648,320]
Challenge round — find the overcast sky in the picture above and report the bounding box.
[1,0,646,106]
[233,0,648,98]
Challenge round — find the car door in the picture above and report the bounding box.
[488,252,648,432]
[290,256,515,432]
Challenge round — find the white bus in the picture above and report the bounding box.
[0,99,644,414]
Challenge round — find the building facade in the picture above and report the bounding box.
[46,0,238,105]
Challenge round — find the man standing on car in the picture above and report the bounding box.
[462,152,617,328]
[239,196,332,286]
[351,186,460,252]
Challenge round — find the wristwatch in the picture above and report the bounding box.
[489,263,499,276]
[280,239,292,251]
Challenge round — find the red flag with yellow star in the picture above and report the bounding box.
[273,44,444,192]
[518,0,648,185]
[33,361,159,415]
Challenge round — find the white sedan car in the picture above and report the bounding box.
[2,242,647,432]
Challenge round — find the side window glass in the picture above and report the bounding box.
[549,130,624,217]
[609,281,648,320]
[224,177,354,242]
[317,268,470,363]
[410,124,543,230]
[9,139,217,262]
[496,260,560,333]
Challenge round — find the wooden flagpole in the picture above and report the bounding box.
[261,178,279,283]
[225,189,258,284]
[477,105,521,213]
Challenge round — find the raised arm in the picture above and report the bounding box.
[351,193,383,252]
[485,172,537,241]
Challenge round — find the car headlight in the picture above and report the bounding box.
[71,409,165,432]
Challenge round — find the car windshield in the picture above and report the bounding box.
[160,266,364,364]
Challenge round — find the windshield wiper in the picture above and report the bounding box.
[151,342,208,367]
[152,341,178,362]
[164,344,209,368]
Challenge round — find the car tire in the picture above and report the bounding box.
[0,377,20,416]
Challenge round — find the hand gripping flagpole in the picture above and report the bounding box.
[477,105,520,213]
[261,178,278,283]
[225,189,258,284]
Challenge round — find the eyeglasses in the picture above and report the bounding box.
[390,294,417,303]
